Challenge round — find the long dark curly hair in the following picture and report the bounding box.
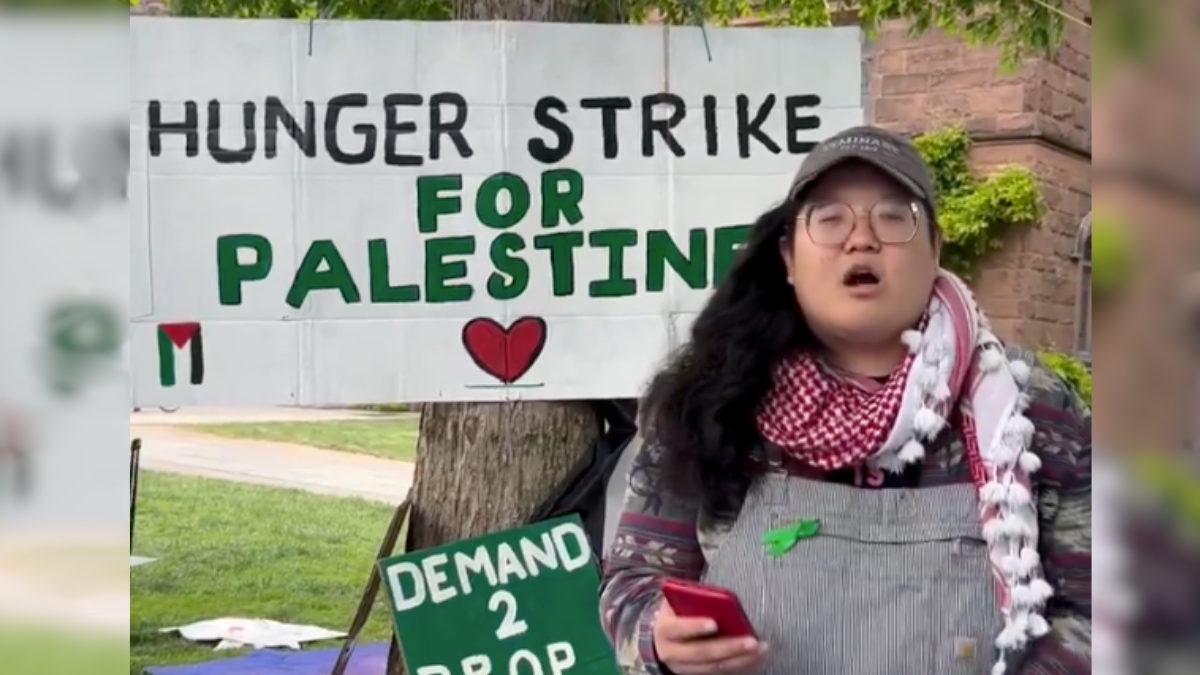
[640,199,818,519]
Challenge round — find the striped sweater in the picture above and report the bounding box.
[600,347,1092,674]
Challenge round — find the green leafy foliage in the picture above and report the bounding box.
[1090,209,1133,298]
[1092,0,1158,88]
[165,0,449,19]
[2,0,129,9]
[913,126,1045,277]
[1131,455,1200,535]
[1037,350,1091,407]
[159,0,1070,66]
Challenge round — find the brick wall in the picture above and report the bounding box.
[1090,0,1200,449]
[865,1,1092,351]
[1091,183,1200,450]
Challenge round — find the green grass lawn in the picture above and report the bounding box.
[131,472,399,675]
[183,418,420,462]
[0,625,127,675]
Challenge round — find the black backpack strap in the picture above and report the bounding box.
[527,399,639,558]
[595,399,638,447]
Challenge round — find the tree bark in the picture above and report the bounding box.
[452,0,624,22]
[408,401,600,546]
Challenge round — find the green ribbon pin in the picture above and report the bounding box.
[762,519,821,558]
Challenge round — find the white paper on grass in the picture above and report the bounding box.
[129,18,865,407]
[161,618,347,650]
[130,556,157,567]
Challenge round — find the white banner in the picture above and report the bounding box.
[0,18,128,541]
[130,18,864,405]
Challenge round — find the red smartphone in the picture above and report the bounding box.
[660,577,757,638]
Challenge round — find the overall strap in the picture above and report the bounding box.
[760,442,789,474]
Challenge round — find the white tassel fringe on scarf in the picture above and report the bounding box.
[870,271,1053,675]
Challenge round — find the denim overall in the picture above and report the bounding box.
[700,453,1001,675]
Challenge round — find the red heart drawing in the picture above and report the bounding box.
[461,316,548,384]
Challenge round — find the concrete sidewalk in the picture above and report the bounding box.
[0,533,128,634]
[132,425,413,504]
[0,572,128,635]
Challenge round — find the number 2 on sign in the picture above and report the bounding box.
[488,590,529,640]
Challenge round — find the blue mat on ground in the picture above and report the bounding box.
[144,642,388,675]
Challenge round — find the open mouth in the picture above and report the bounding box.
[842,265,881,288]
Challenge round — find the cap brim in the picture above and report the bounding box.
[788,155,927,203]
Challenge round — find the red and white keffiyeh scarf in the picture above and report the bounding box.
[756,270,1053,675]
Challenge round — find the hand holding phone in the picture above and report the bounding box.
[653,579,766,675]
[661,577,757,638]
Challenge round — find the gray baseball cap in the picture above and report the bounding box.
[788,126,936,208]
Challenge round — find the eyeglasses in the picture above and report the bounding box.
[799,199,922,247]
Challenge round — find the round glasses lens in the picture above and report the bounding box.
[806,202,855,245]
[871,200,918,243]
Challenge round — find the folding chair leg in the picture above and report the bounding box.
[330,498,411,675]
[130,439,142,552]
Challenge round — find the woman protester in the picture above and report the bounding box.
[600,127,1091,675]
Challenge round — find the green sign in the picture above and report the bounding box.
[378,515,620,675]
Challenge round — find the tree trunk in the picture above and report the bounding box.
[452,0,624,23]
[408,401,600,546]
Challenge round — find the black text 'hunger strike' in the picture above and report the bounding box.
[145,92,824,166]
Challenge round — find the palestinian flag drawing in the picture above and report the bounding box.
[157,322,205,387]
